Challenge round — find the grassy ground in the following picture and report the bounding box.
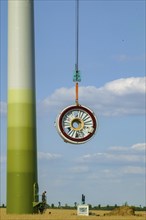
[0,208,146,220]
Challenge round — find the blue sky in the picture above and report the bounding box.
[0,0,145,207]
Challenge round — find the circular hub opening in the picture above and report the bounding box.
[71,118,84,131]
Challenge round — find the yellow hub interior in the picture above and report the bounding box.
[70,118,84,131]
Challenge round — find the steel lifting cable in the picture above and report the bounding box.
[73,0,81,105]
[55,0,97,144]
[75,0,79,72]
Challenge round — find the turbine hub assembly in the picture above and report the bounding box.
[55,105,97,144]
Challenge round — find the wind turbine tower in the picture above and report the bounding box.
[7,0,38,213]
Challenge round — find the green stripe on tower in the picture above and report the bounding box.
[7,0,38,214]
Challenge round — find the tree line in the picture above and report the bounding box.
[1,203,146,211]
[45,203,146,211]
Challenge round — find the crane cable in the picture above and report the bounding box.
[75,0,79,72]
[74,0,81,106]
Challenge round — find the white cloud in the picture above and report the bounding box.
[121,166,145,175]
[78,142,145,166]
[38,152,62,160]
[71,142,145,183]
[2,77,144,117]
[131,143,146,151]
[109,146,129,151]
[103,77,145,95]
[69,165,89,174]
[79,152,143,164]
[87,165,145,183]
[41,77,146,116]
[109,143,146,154]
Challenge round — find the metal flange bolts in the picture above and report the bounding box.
[55,105,97,144]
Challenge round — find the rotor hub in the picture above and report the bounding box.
[55,105,97,144]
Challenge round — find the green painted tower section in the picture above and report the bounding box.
[7,0,38,213]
